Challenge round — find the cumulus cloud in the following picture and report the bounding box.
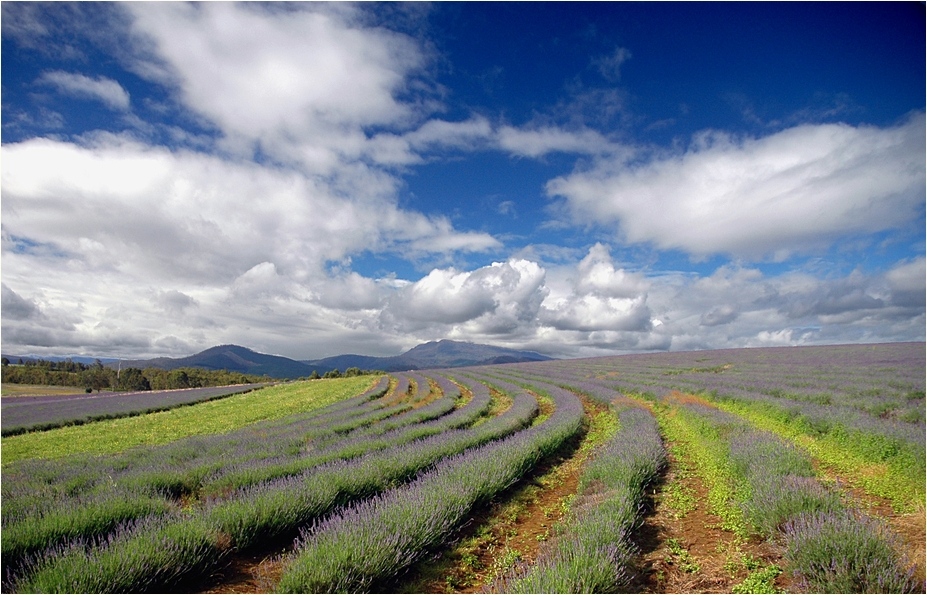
[1,137,497,283]
[2,2,922,361]
[0,133,501,358]
[547,113,926,259]
[538,243,652,337]
[573,243,648,298]
[382,259,547,334]
[126,2,428,172]
[153,289,198,316]
[38,71,131,111]
[1,284,43,321]
[644,259,927,353]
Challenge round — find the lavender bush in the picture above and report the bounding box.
[784,510,922,593]
[496,405,666,593]
[275,380,583,593]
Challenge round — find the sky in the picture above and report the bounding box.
[1,2,924,361]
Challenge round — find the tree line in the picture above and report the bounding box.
[1,358,267,392]
[1,358,384,392]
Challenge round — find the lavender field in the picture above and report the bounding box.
[0,383,269,435]
[1,343,923,593]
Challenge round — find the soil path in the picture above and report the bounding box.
[630,448,794,593]
[394,394,606,593]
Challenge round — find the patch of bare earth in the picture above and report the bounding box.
[630,448,795,594]
[393,395,606,594]
[194,547,288,594]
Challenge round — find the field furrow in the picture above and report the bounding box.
[1,343,922,593]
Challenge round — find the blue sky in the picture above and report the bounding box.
[2,2,924,360]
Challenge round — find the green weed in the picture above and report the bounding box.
[1,377,376,463]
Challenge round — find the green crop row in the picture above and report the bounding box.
[1,376,378,464]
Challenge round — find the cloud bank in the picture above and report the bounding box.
[548,113,925,260]
[1,3,923,361]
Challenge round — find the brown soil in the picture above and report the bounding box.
[196,548,287,594]
[630,449,795,594]
[393,394,606,593]
[192,386,925,594]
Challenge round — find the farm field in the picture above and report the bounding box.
[1,343,923,593]
[1,384,91,398]
[1,383,271,436]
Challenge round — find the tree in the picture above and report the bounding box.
[168,370,191,389]
[81,366,111,392]
[117,367,151,392]
[309,370,320,380]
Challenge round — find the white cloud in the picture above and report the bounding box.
[573,243,649,298]
[594,47,632,81]
[547,113,926,259]
[2,3,922,362]
[539,244,652,334]
[38,70,131,111]
[0,135,500,358]
[127,3,427,172]
[496,125,617,158]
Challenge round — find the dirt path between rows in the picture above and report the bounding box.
[630,448,796,593]
[192,387,924,594]
[394,394,604,593]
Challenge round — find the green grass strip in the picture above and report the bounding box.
[650,401,749,537]
[708,397,925,512]
[1,377,377,464]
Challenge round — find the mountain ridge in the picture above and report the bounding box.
[67,340,555,379]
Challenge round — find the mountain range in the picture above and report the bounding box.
[81,340,553,379]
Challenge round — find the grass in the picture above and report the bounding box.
[1,377,377,464]
[732,563,782,594]
[666,537,701,573]
[710,396,925,512]
[650,401,749,537]
[1,384,86,397]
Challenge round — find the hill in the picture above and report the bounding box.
[303,339,552,373]
[109,340,553,379]
[116,345,314,379]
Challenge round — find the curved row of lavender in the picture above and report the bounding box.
[496,404,666,593]
[2,373,476,573]
[7,373,541,593]
[3,376,387,575]
[1,383,270,435]
[275,375,584,593]
[522,343,924,448]
[670,399,919,592]
[506,343,925,499]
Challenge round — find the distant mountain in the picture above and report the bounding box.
[303,339,553,373]
[1,354,122,365]
[54,340,554,380]
[116,345,314,379]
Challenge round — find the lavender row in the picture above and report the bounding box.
[505,344,924,473]
[496,405,666,593]
[196,374,475,496]
[7,376,538,592]
[2,376,393,514]
[3,375,409,566]
[507,343,923,422]
[674,399,921,592]
[275,377,584,593]
[1,383,269,435]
